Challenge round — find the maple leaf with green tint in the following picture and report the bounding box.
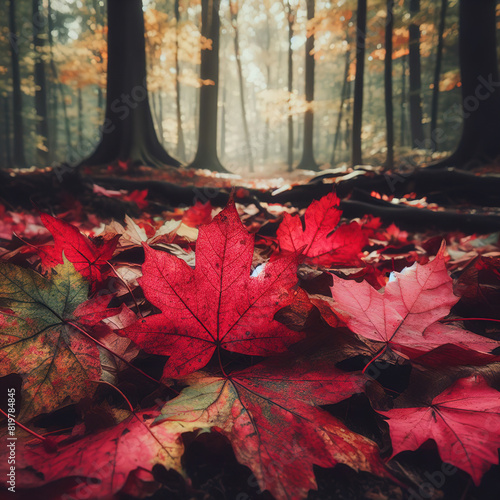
[156,356,393,500]
[0,258,101,421]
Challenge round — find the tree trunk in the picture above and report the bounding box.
[8,0,26,168]
[385,0,395,168]
[400,54,407,147]
[437,0,500,169]
[174,0,186,161]
[78,87,83,154]
[286,0,294,172]
[230,1,254,173]
[220,84,226,160]
[48,0,72,158]
[297,0,318,170]
[409,0,425,148]
[33,0,50,165]
[352,0,367,166]
[331,45,350,166]
[2,96,13,169]
[430,0,447,151]
[82,0,180,168]
[188,0,226,172]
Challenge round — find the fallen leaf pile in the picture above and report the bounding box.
[1,192,500,500]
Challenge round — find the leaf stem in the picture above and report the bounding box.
[95,380,134,412]
[105,260,143,318]
[362,345,388,375]
[66,320,161,385]
[0,408,46,442]
[442,317,500,324]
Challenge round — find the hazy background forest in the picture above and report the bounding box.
[2,0,495,175]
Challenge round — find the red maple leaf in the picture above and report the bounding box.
[0,410,184,498]
[276,192,366,265]
[124,189,149,209]
[157,356,393,500]
[120,200,303,378]
[39,213,119,282]
[377,374,500,485]
[326,242,499,358]
[182,200,213,227]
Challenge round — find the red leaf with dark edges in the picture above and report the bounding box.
[378,374,500,485]
[39,213,119,282]
[277,192,365,264]
[120,200,303,378]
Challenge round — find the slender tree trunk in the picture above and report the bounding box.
[2,96,13,169]
[230,1,254,172]
[436,0,500,168]
[174,0,186,161]
[8,0,26,168]
[220,84,226,160]
[409,0,425,148]
[47,0,72,157]
[189,0,225,171]
[385,0,395,168]
[92,0,105,113]
[83,0,179,168]
[158,91,164,145]
[331,46,350,166]
[263,15,271,162]
[430,0,447,151]
[47,0,57,161]
[400,54,407,147]
[78,87,83,154]
[33,0,50,165]
[352,0,367,166]
[297,0,318,170]
[286,0,294,172]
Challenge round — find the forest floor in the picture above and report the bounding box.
[1,160,500,500]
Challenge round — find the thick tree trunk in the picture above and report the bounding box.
[430,0,447,151]
[33,0,50,165]
[385,0,395,168]
[174,0,186,161]
[408,0,425,148]
[188,0,226,172]
[437,0,500,169]
[230,2,254,172]
[352,0,367,166]
[8,0,26,168]
[82,0,180,168]
[297,0,318,170]
[331,46,350,166]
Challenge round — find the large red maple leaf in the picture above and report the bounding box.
[276,192,365,264]
[39,212,119,282]
[377,374,500,485]
[327,242,500,358]
[120,200,303,378]
[157,356,392,500]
